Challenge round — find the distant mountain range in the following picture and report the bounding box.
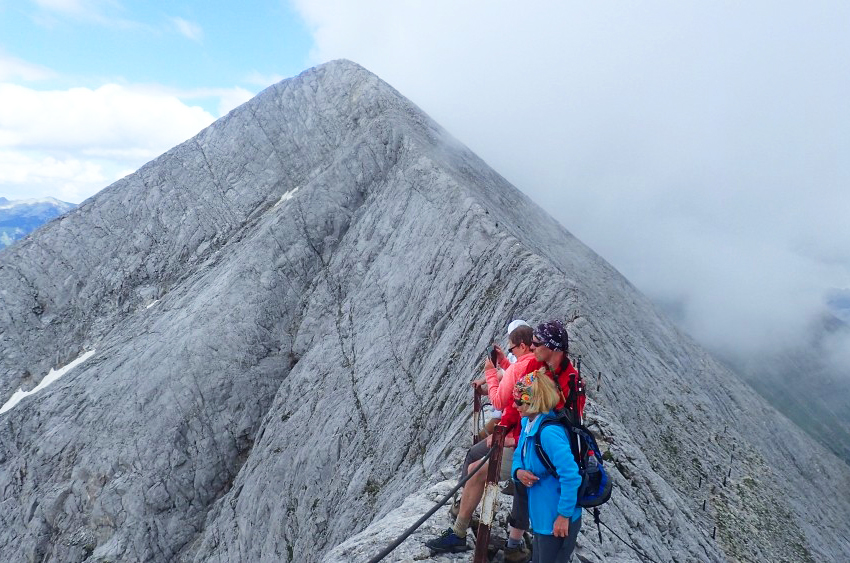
[0,196,76,248]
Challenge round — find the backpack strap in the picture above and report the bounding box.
[532,420,559,477]
[532,417,580,478]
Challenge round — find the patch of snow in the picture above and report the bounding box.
[146,299,160,309]
[0,350,96,415]
[0,197,65,210]
[273,188,299,208]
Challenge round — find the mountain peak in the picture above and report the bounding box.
[1,61,848,562]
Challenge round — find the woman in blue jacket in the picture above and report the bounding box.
[512,369,582,562]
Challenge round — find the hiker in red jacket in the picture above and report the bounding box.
[532,320,584,420]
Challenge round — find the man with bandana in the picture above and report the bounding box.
[531,320,585,421]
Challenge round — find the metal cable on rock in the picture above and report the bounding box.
[366,444,498,563]
[599,520,664,563]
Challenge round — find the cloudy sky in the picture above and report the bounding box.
[2,0,848,367]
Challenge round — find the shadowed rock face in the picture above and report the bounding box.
[1,60,849,563]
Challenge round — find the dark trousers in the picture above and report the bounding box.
[509,483,530,530]
[532,517,581,563]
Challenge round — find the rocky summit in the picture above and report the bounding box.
[1,60,849,563]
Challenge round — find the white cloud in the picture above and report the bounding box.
[126,84,257,117]
[31,0,147,30]
[0,150,107,202]
[215,86,254,116]
[33,0,91,17]
[172,16,203,42]
[0,82,215,202]
[0,52,55,82]
[244,71,286,88]
[291,0,850,361]
[0,83,213,151]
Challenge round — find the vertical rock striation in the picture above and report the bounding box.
[0,60,848,562]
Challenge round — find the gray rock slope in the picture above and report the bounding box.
[1,60,849,562]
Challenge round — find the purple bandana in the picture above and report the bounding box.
[535,320,569,352]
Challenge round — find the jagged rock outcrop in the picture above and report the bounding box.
[1,60,849,563]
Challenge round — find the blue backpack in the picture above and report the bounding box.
[533,411,613,508]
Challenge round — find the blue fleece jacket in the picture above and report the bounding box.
[511,411,582,534]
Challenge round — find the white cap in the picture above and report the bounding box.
[507,319,531,337]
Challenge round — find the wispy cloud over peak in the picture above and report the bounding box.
[244,71,286,88]
[172,17,203,42]
[34,0,91,17]
[31,0,143,30]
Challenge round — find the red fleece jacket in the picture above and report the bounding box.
[485,353,544,442]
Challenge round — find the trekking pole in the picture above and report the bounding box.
[473,424,507,563]
[472,387,482,445]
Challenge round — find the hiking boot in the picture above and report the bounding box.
[503,542,531,563]
[425,528,470,553]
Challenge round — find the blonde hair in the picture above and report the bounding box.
[525,369,562,415]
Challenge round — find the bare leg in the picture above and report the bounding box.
[459,459,488,518]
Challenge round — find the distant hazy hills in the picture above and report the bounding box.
[828,288,850,324]
[657,292,850,465]
[729,312,850,465]
[0,196,76,248]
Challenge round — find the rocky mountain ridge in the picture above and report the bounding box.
[1,60,849,562]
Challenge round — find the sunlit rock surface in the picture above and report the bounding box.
[1,60,849,562]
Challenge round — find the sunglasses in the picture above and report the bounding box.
[508,344,519,353]
[514,398,527,406]
[530,340,543,348]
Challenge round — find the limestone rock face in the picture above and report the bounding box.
[1,60,849,563]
